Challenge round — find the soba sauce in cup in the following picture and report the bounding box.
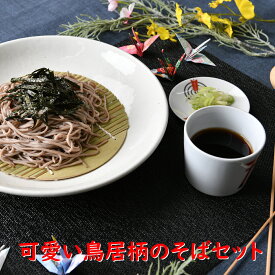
[184,106,266,196]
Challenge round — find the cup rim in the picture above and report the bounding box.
[184,106,266,162]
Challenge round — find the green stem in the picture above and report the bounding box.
[210,12,240,17]
[232,21,247,26]
[253,18,275,23]
[131,0,163,17]
[118,0,130,4]
[221,3,238,16]
[153,0,174,15]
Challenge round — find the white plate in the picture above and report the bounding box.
[169,77,250,121]
[0,36,168,197]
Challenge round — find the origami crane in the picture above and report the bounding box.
[36,238,85,275]
[177,35,215,66]
[0,245,10,271]
[119,28,159,57]
[151,49,185,80]
[151,35,215,80]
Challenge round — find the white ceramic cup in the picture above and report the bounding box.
[184,106,266,196]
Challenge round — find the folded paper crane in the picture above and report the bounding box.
[177,35,215,66]
[37,237,85,275]
[0,245,10,271]
[152,35,215,80]
[119,28,159,57]
[151,49,185,81]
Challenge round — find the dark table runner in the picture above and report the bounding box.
[0,39,274,275]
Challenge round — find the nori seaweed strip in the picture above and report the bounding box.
[1,68,83,124]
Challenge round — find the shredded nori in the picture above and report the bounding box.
[1,68,83,123]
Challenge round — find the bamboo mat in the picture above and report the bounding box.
[0,72,129,180]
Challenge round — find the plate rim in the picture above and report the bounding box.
[0,35,169,197]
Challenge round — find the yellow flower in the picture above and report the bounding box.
[147,21,177,42]
[146,20,158,36]
[209,0,231,8]
[211,15,233,37]
[175,3,183,27]
[168,33,177,42]
[195,7,212,29]
[156,27,170,39]
[234,0,255,20]
[156,26,177,42]
[238,16,247,22]
[224,24,233,37]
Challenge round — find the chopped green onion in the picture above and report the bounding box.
[189,87,234,110]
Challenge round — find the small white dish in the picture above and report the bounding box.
[0,35,168,197]
[169,77,250,121]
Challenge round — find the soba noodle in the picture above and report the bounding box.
[0,73,110,170]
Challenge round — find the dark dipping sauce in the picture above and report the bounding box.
[191,128,253,158]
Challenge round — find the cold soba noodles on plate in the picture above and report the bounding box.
[0,68,128,179]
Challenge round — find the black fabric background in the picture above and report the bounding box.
[0,39,274,275]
